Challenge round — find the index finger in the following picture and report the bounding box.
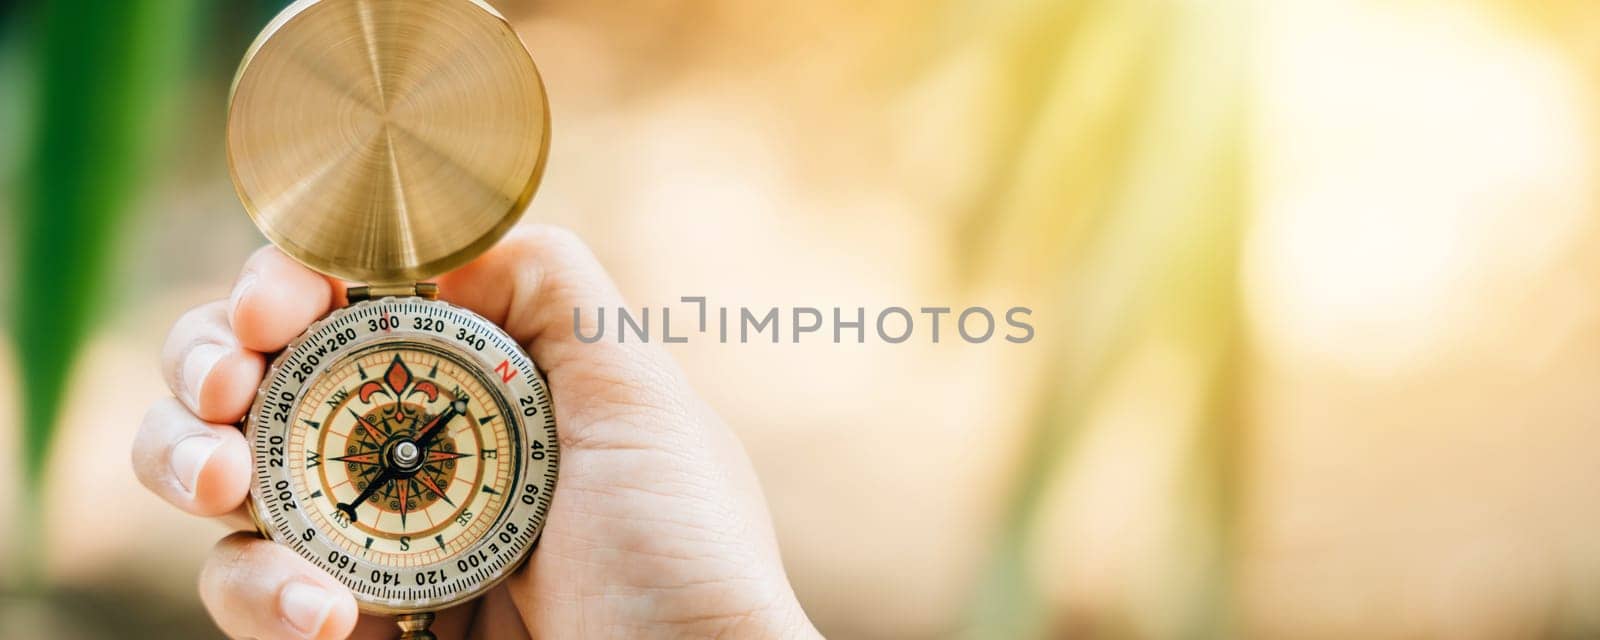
[230,245,347,353]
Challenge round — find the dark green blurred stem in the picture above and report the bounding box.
[9,0,199,589]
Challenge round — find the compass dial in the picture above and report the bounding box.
[248,297,557,613]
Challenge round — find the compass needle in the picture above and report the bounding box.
[237,2,557,636]
[337,466,395,524]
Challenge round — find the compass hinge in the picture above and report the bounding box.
[347,283,439,303]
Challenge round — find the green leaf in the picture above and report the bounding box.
[9,0,201,585]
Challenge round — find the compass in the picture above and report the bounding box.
[227,1,556,638]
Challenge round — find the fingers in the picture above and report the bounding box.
[161,301,265,423]
[436,225,696,442]
[133,399,253,517]
[161,247,342,423]
[230,245,343,353]
[199,533,360,640]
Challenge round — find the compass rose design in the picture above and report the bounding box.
[330,355,474,529]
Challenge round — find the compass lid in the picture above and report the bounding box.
[226,0,550,284]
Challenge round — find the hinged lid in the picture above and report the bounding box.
[226,0,549,284]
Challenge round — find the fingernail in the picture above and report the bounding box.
[280,582,334,638]
[170,435,220,497]
[180,343,228,409]
[230,271,258,318]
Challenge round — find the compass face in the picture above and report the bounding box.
[248,297,558,613]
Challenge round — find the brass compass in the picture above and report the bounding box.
[228,1,557,638]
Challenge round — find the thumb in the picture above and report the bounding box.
[433,224,696,450]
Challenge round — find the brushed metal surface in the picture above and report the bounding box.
[227,0,549,284]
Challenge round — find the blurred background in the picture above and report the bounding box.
[3,0,1600,637]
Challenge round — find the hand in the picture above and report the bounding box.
[133,226,820,639]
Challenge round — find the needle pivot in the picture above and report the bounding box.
[391,440,422,472]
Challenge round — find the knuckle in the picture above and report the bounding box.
[508,223,589,260]
[198,538,266,637]
[132,399,183,471]
[244,243,283,268]
[164,302,231,366]
[202,533,269,592]
[130,413,160,486]
[173,304,208,333]
[198,539,237,593]
[165,305,208,353]
[176,300,229,333]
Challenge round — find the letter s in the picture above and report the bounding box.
[1005,307,1034,343]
